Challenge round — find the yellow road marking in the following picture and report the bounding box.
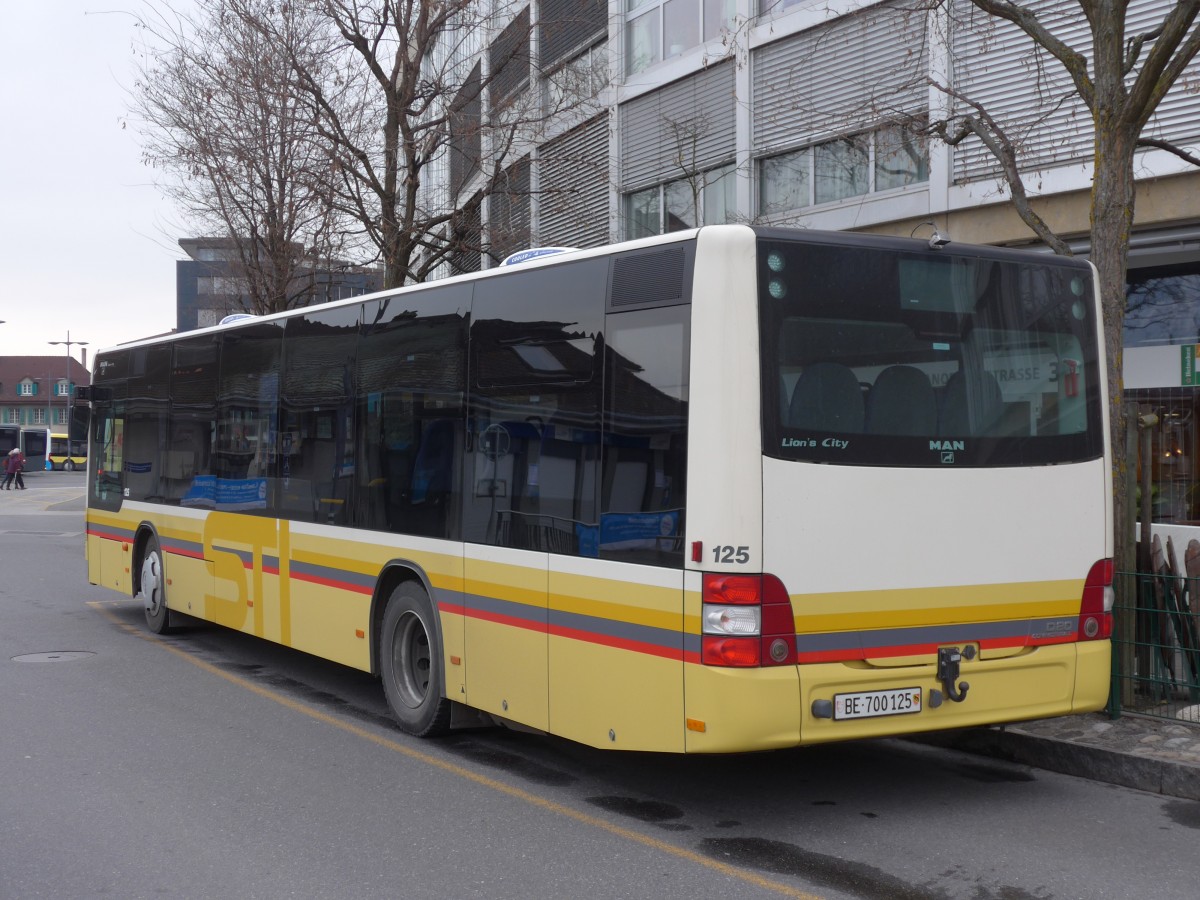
[88,599,821,900]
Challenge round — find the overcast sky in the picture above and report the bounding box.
[0,1,183,370]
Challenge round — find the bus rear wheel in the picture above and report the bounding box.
[139,537,173,634]
[64,459,75,472]
[380,581,451,736]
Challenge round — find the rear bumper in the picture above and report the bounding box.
[797,640,1110,745]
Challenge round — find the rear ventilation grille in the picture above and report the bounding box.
[609,245,693,311]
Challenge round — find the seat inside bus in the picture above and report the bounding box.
[787,362,864,432]
[939,370,1004,434]
[864,364,938,435]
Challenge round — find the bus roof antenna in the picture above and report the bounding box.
[911,221,951,250]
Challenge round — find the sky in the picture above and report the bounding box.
[0,1,184,370]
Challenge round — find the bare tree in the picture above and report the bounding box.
[924,0,1200,573]
[237,0,606,289]
[133,0,348,315]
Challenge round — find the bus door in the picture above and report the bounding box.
[462,412,550,731]
[460,259,607,734]
[20,427,48,474]
[0,425,19,456]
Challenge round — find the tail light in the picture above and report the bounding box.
[1079,558,1114,640]
[701,573,796,667]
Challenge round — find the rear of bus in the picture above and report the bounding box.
[684,226,1111,749]
[48,432,86,471]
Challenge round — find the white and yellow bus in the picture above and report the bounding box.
[83,225,1112,751]
[49,431,87,471]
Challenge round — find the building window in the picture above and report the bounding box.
[624,164,736,237]
[541,0,607,70]
[18,380,35,397]
[2,408,17,424]
[56,380,70,397]
[875,123,930,191]
[55,408,69,426]
[626,0,731,75]
[197,275,248,296]
[815,136,869,204]
[627,185,661,238]
[758,0,808,19]
[543,41,608,115]
[760,147,810,215]
[1125,262,1200,348]
[449,62,483,199]
[758,124,928,216]
[489,6,530,111]
[32,408,46,425]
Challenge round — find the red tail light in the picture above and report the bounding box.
[701,573,795,667]
[1078,558,1114,641]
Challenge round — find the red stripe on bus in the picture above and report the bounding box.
[163,545,205,560]
[548,623,684,661]
[290,571,374,594]
[86,528,129,543]
[466,606,549,633]
[798,633,1080,664]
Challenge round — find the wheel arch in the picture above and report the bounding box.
[369,559,443,680]
[131,522,163,599]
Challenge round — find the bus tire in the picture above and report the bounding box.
[380,581,451,736]
[64,459,75,472]
[139,537,173,635]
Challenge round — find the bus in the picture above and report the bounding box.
[48,432,87,471]
[19,426,48,474]
[0,424,18,457]
[82,225,1112,752]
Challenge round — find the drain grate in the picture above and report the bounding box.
[12,651,96,663]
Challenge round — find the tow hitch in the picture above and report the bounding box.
[929,646,970,707]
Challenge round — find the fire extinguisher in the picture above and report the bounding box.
[1063,359,1079,398]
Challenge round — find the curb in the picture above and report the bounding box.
[916,727,1200,800]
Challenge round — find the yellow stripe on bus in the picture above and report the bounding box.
[788,579,1083,633]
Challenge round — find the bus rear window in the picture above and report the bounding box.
[759,238,1104,467]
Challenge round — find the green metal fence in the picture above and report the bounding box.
[1110,559,1200,722]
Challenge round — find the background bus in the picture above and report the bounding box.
[48,432,87,471]
[0,424,18,456]
[82,224,1112,752]
[18,427,48,474]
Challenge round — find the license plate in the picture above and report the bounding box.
[833,687,922,720]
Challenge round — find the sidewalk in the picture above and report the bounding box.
[0,477,86,514]
[919,711,1200,800]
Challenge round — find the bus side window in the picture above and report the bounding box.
[465,259,605,554]
[600,304,690,567]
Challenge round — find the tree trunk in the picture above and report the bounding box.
[1089,120,1138,583]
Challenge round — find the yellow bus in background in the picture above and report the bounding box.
[49,432,87,471]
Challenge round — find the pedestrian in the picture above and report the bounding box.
[3,447,25,490]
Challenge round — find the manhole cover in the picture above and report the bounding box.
[12,651,95,663]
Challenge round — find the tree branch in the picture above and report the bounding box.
[927,78,1072,255]
[1137,137,1200,168]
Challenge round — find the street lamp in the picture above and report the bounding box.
[48,331,88,470]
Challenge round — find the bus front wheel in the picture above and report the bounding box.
[64,459,75,472]
[139,537,173,634]
[380,581,451,736]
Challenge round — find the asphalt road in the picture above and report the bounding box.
[3,475,1198,899]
